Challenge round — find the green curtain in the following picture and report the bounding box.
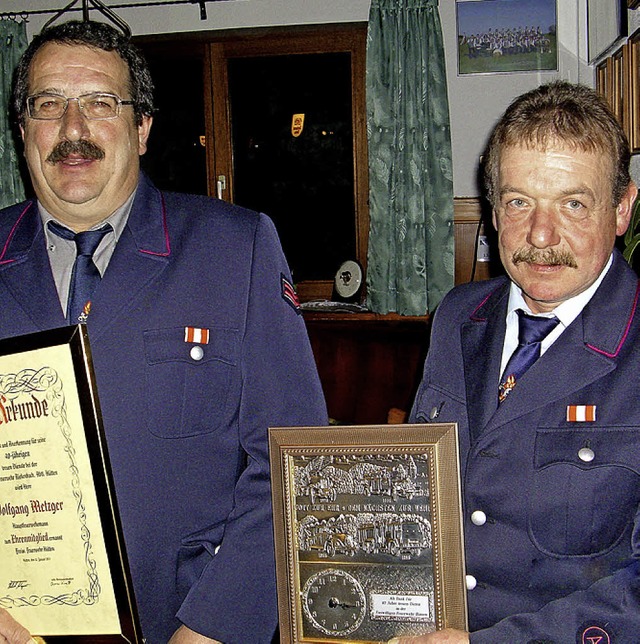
[0,18,27,209]
[366,0,454,316]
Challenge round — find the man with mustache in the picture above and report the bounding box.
[46,139,106,164]
[392,81,640,642]
[0,18,327,644]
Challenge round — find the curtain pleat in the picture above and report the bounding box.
[366,0,454,316]
[0,18,27,209]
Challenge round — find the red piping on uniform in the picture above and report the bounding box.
[139,192,171,257]
[586,280,640,358]
[470,290,497,321]
[0,202,33,265]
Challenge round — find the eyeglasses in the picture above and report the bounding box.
[26,92,134,121]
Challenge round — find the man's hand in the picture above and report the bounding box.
[388,628,470,644]
[168,624,223,644]
[0,608,36,644]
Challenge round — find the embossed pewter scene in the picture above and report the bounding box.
[292,452,436,641]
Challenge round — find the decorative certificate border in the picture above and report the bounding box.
[0,326,141,642]
[269,423,467,643]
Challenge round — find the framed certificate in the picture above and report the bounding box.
[269,423,467,643]
[0,326,141,642]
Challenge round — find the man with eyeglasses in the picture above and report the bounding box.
[0,19,327,644]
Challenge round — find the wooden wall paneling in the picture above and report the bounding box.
[304,315,431,425]
[453,197,494,284]
[629,29,640,153]
[596,56,613,108]
[612,44,630,139]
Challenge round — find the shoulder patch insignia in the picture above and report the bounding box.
[281,274,301,314]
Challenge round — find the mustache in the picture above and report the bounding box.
[46,140,105,164]
[512,247,578,269]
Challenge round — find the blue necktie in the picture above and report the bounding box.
[498,310,559,403]
[48,221,112,324]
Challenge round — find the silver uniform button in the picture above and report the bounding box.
[578,447,595,463]
[466,575,477,591]
[190,345,204,361]
[471,510,487,526]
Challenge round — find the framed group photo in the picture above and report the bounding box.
[269,423,467,643]
[456,0,558,75]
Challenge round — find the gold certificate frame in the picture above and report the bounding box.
[269,423,467,643]
[0,326,141,642]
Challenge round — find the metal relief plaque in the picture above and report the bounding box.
[269,424,467,643]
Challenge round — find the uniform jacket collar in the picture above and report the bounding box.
[0,172,171,338]
[461,251,640,439]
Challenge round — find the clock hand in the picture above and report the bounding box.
[328,597,357,610]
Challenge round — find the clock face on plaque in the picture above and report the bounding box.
[301,568,366,636]
[334,260,363,302]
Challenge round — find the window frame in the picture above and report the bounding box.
[206,23,369,301]
[136,24,369,302]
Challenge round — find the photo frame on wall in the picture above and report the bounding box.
[456,0,558,75]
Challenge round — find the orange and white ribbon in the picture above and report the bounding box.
[184,327,210,344]
[566,405,596,422]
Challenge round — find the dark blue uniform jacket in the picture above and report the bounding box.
[0,173,328,643]
[411,250,640,643]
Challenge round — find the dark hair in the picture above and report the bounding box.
[12,19,155,126]
[483,80,631,208]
